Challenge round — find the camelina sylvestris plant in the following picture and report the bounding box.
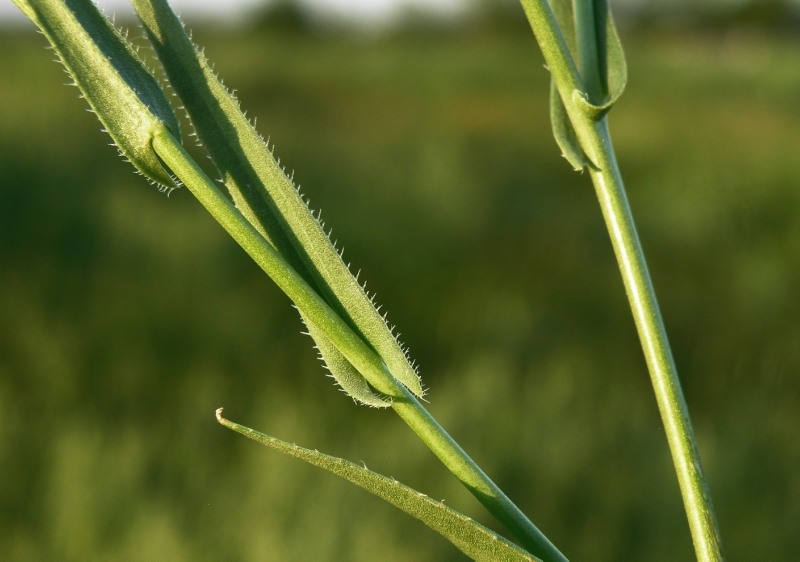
[12,0,724,559]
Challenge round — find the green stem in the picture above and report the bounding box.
[151,130,566,562]
[520,0,583,101]
[585,119,723,561]
[520,2,723,559]
[572,0,602,102]
[391,393,565,562]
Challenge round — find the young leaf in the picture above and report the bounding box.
[216,409,539,562]
[543,0,627,168]
[134,0,424,406]
[151,130,408,406]
[12,0,179,189]
[598,0,627,107]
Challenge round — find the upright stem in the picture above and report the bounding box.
[572,0,602,102]
[151,130,566,562]
[520,1,723,558]
[585,118,723,561]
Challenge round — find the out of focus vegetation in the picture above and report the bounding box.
[1,4,799,560]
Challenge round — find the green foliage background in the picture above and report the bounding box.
[1,15,799,561]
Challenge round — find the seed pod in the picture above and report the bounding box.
[13,0,180,188]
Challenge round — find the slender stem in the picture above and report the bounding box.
[584,118,723,561]
[520,2,723,558]
[520,0,583,100]
[151,130,567,562]
[391,391,565,562]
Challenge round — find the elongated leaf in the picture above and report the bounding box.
[152,129,404,407]
[216,409,538,562]
[11,0,179,189]
[134,0,423,406]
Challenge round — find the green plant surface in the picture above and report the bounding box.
[131,2,561,556]
[2,19,799,562]
[10,0,178,188]
[135,0,426,408]
[216,408,538,562]
[520,1,721,558]
[10,2,564,557]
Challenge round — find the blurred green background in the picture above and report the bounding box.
[2,2,799,560]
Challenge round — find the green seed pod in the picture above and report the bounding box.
[13,0,180,188]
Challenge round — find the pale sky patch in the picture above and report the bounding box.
[0,0,469,26]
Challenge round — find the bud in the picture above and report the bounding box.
[13,0,180,188]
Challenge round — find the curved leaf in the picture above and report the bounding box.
[543,0,587,169]
[303,314,392,408]
[216,409,538,562]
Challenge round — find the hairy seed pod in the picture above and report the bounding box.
[13,0,180,188]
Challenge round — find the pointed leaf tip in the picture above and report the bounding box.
[219,415,539,561]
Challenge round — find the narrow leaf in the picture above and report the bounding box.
[595,0,627,110]
[216,409,539,562]
[134,0,424,405]
[12,0,179,189]
[548,0,577,55]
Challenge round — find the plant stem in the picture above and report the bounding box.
[391,393,565,562]
[585,118,723,561]
[151,130,566,562]
[520,1,723,558]
[572,0,602,102]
